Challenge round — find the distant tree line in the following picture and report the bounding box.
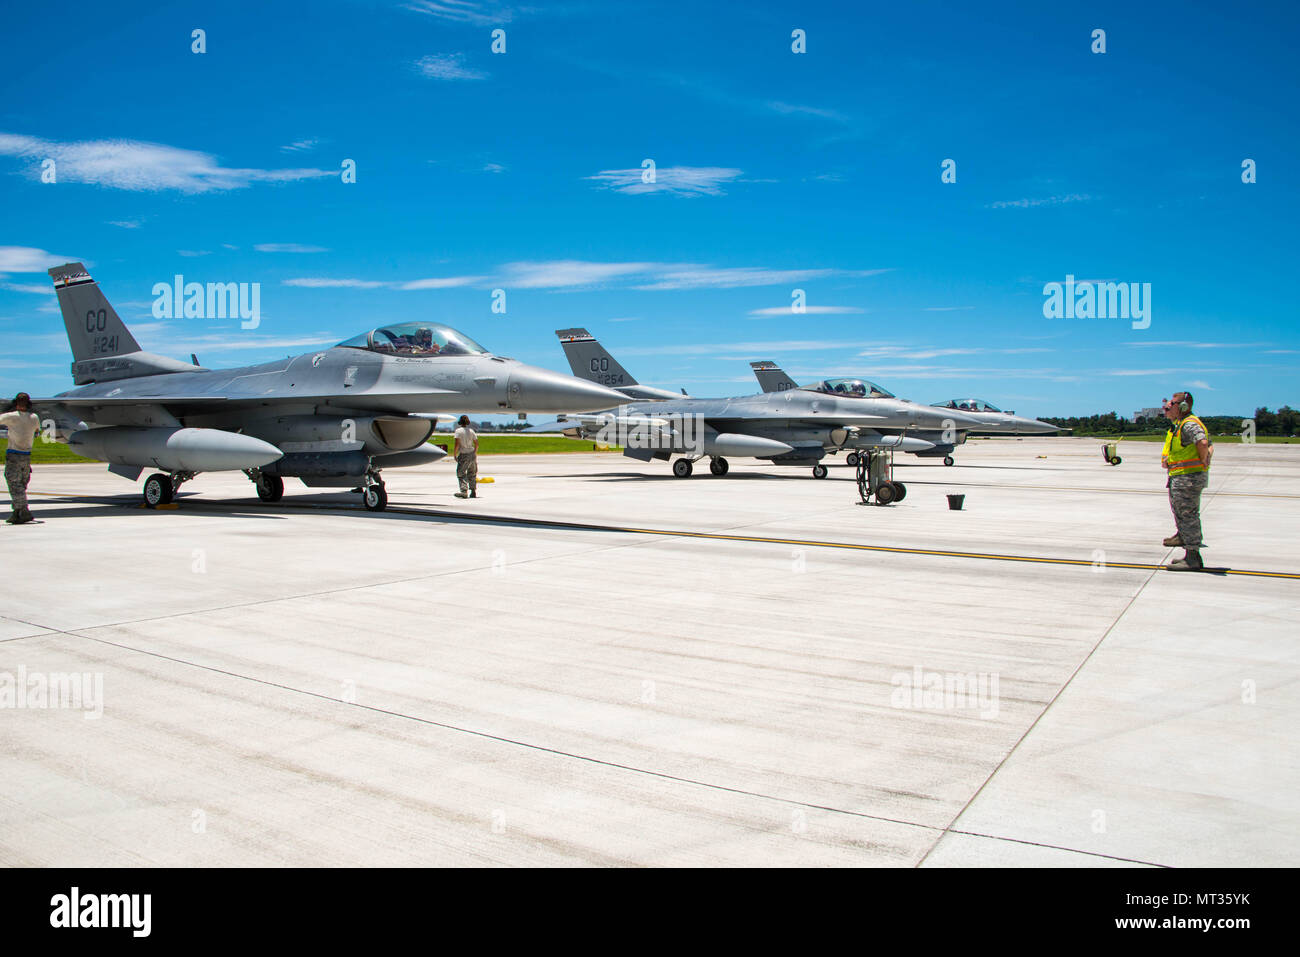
[1041,406,1298,436]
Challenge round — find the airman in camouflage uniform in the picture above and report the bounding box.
[1161,391,1212,571]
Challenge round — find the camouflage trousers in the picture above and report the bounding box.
[1168,471,1208,550]
[456,452,478,492]
[5,453,32,521]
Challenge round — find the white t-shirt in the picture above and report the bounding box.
[453,426,477,455]
[0,410,39,453]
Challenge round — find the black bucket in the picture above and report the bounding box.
[947,494,965,510]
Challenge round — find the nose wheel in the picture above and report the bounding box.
[709,456,729,476]
[362,479,388,511]
[812,463,828,479]
[943,455,955,467]
[845,452,860,467]
[672,458,694,478]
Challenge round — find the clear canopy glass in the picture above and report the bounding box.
[805,377,895,399]
[337,322,489,357]
[933,399,1003,413]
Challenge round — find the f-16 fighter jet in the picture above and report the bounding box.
[31,263,624,510]
[751,360,1061,466]
[547,330,982,478]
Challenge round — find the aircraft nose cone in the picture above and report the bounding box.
[506,364,624,412]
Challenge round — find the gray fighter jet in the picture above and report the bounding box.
[928,398,1063,435]
[33,263,625,510]
[546,330,982,478]
[751,360,1061,466]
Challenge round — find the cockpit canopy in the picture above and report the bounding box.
[934,399,1003,413]
[337,322,489,357]
[804,377,895,399]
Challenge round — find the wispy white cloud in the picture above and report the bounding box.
[283,275,483,290]
[0,132,333,193]
[1188,380,1214,390]
[988,193,1092,209]
[500,260,662,289]
[404,0,513,25]
[483,162,506,173]
[177,250,211,257]
[280,138,320,153]
[749,305,865,316]
[767,101,850,124]
[1126,340,1267,349]
[107,220,141,229]
[415,53,488,80]
[586,166,743,197]
[255,243,330,253]
[0,281,53,295]
[0,246,78,273]
[634,266,889,291]
[397,276,489,290]
[923,306,974,312]
[284,278,390,289]
[284,261,889,293]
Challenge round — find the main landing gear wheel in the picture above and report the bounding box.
[812,464,828,479]
[363,483,388,511]
[143,473,173,507]
[709,457,729,476]
[875,481,897,505]
[256,474,284,502]
[845,452,860,467]
[943,455,955,467]
[890,481,908,501]
[672,458,694,478]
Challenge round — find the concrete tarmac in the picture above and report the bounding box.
[1,437,1296,866]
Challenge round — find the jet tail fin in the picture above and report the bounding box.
[555,328,639,388]
[48,263,198,385]
[751,360,798,393]
[49,263,142,363]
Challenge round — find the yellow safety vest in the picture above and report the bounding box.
[1163,414,1208,476]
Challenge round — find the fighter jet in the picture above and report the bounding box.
[32,263,625,510]
[929,399,1063,435]
[751,360,1061,466]
[545,330,982,478]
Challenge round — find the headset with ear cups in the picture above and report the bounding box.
[1178,393,1191,415]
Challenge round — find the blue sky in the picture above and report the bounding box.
[1,0,1295,417]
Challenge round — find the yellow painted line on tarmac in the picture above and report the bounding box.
[21,490,1300,580]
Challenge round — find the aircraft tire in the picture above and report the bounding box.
[943,455,955,467]
[709,457,729,476]
[144,473,173,507]
[812,464,828,479]
[845,452,860,467]
[875,481,896,505]
[894,482,907,501]
[256,474,285,502]
[672,458,694,478]
[363,483,388,511]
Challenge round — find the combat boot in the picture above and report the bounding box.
[1162,533,1182,547]
[1167,549,1204,572]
